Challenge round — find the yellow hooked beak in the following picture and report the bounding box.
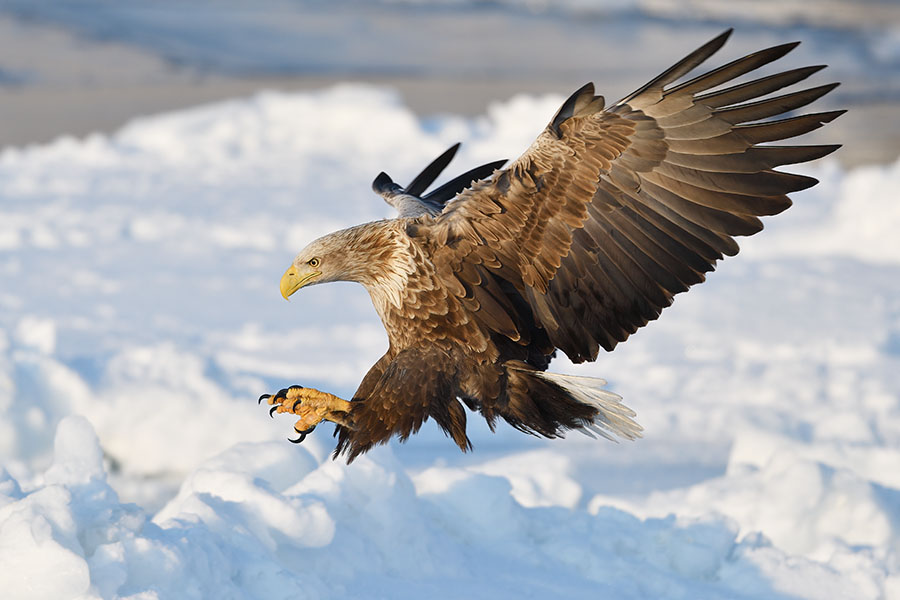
[280,265,320,300]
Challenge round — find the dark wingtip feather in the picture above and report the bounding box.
[405,143,462,197]
[551,82,594,137]
[766,143,843,165]
[668,40,805,97]
[793,175,819,192]
[738,110,846,145]
[424,159,508,204]
[715,82,842,125]
[784,173,820,193]
[617,29,733,107]
[372,171,399,195]
[697,65,829,109]
[778,40,802,55]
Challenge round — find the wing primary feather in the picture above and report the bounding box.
[654,162,817,198]
[598,178,734,259]
[667,42,801,97]
[715,83,840,124]
[424,160,508,204]
[639,176,763,236]
[405,143,460,197]
[736,110,846,144]
[617,29,733,107]
[665,144,841,173]
[696,65,827,108]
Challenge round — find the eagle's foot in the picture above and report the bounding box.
[259,386,353,441]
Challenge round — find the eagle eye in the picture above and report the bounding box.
[308,258,320,268]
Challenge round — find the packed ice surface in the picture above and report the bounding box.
[0,86,898,598]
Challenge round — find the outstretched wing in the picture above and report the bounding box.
[426,29,842,363]
[373,143,507,217]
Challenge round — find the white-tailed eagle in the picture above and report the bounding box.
[260,30,841,461]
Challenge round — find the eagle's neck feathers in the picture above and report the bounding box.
[328,221,418,316]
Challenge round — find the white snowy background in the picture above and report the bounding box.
[1,3,900,599]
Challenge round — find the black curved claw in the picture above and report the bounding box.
[288,425,317,444]
[269,405,279,418]
[258,394,271,405]
[292,399,303,412]
[276,388,290,399]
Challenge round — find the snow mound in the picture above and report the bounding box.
[1,417,874,600]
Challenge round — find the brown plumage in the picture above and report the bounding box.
[269,29,842,461]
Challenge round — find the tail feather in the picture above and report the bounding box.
[503,364,642,442]
[530,371,643,442]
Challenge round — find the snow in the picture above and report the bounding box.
[0,418,871,600]
[0,85,898,598]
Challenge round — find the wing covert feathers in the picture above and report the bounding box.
[426,31,841,363]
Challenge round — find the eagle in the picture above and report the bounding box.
[260,29,841,461]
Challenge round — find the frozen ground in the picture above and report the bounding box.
[0,83,898,598]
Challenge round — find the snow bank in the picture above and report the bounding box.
[0,86,898,598]
[1,417,873,600]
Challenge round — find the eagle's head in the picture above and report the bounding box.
[280,222,409,301]
[280,233,347,300]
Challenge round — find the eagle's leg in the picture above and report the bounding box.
[260,386,354,437]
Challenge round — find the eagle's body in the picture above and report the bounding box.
[264,30,841,461]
